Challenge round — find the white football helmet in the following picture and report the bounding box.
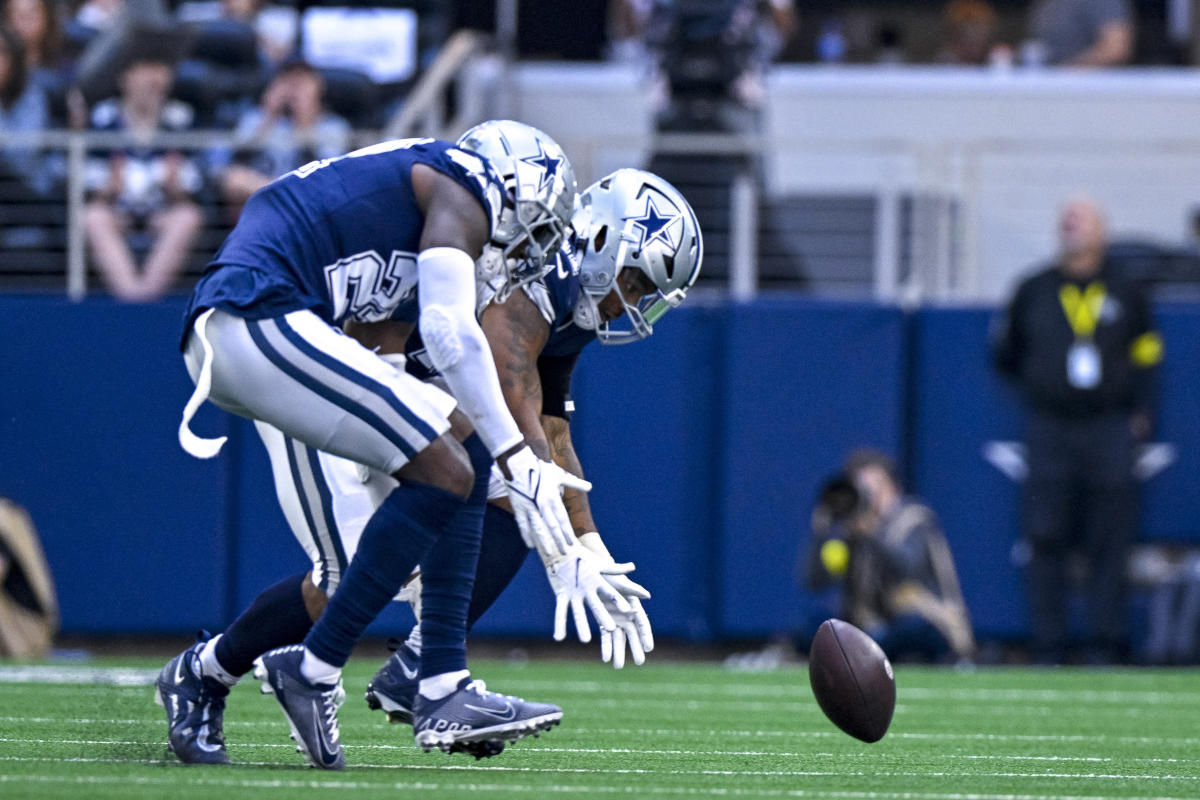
[456,120,577,300]
[571,169,703,344]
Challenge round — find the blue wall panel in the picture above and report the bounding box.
[549,305,724,640]
[228,419,311,615]
[1141,304,1200,542]
[0,298,231,632]
[469,304,724,640]
[909,307,1027,639]
[5,296,1197,643]
[717,299,908,638]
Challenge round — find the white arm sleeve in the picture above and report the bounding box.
[417,246,524,457]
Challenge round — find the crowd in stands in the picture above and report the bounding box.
[0,0,1189,299]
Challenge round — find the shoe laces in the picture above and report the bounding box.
[465,680,515,702]
[321,683,346,741]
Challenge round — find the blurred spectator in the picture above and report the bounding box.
[218,59,349,217]
[73,0,124,35]
[176,0,297,67]
[3,0,70,88]
[991,196,1162,664]
[0,497,58,660]
[607,0,653,62]
[1026,0,1134,67]
[937,0,999,65]
[645,0,796,129]
[803,449,976,664]
[82,51,203,301]
[0,22,58,197]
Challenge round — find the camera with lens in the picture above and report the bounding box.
[805,472,869,585]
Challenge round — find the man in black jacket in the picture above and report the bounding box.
[992,195,1163,664]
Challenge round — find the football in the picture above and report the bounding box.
[808,618,896,743]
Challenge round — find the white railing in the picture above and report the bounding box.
[9,63,1200,303]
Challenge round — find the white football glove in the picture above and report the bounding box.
[501,445,591,559]
[541,545,630,644]
[579,532,655,668]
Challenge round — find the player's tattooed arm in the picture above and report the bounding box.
[481,290,552,461]
[543,414,597,536]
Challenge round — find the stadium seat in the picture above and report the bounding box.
[173,19,265,127]
[319,67,380,130]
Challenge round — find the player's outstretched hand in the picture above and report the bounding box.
[501,446,591,558]
[579,533,655,668]
[541,546,629,644]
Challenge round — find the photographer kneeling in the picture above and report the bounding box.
[804,449,976,664]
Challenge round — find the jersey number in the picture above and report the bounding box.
[324,250,418,323]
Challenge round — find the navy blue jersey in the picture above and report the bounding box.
[406,241,596,418]
[182,138,505,347]
[539,239,596,358]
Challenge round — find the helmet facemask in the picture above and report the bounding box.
[456,120,577,303]
[574,223,686,344]
[572,170,703,344]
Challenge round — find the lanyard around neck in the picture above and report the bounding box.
[1058,282,1105,339]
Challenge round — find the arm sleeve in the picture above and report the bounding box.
[1126,281,1162,416]
[417,246,523,457]
[990,281,1026,379]
[537,352,581,420]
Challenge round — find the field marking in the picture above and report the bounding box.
[0,666,157,686]
[6,718,1200,748]
[1,774,1197,800]
[1,736,1196,766]
[0,753,1196,782]
[0,689,1180,720]
[498,680,1200,706]
[4,666,1200,707]
[581,728,1200,747]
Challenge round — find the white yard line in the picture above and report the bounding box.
[5,718,1200,747]
[0,773,1196,800]
[2,737,1198,764]
[0,754,1195,782]
[4,666,1200,707]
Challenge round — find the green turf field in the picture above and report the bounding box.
[0,657,1197,799]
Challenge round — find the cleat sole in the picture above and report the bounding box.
[364,689,413,725]
[414,710,563,753]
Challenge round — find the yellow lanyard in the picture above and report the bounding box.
[1058,282,1106,339]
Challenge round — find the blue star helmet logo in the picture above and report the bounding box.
[520,141,562,193]
[624,194,681,252]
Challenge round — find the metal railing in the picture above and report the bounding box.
[8,128,1200,303]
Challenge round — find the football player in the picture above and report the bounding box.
[157,159,702,763]
[364,167,703,725]
[161,126,587,770]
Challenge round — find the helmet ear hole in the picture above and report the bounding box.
[593,225,607,254]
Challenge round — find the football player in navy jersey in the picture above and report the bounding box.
[159,165,701,762]
[157,127,601,770]
[364,168,704,725]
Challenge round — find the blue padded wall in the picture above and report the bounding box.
[4,295,1197,643]
[717,299,908,638]
[1141,304,1200,542]
[0,298,231,632]
[908,307,1027,639]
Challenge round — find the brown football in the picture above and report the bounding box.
[808,618,896,743]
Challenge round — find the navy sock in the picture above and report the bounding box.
[304,481,462,667]
[418,434,491,678]
[466,506,530,630]
[215,572,315,677]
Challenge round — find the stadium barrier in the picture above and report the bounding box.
[3,295,1198,644]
